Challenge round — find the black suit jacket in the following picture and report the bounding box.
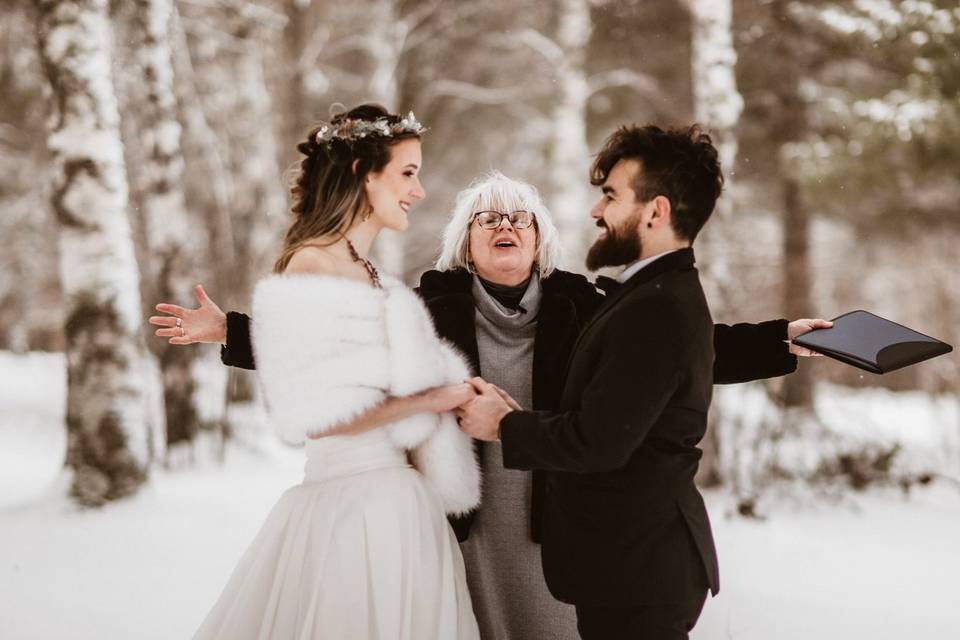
[500,248,720,607]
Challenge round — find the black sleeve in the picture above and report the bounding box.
[500,299,684,474]
[220,311,256,370]
[712,319,797,384]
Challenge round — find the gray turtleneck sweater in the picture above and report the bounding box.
[460,271,578,640]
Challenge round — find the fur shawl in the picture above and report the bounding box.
[252,274,481,515]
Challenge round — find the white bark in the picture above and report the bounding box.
[227,37,286,293]
[184,1,286,306]
[689,0,744,488]
[130,0,204,446]
[365,0,406,279]
[547,0,593,270]
[35,0,157,505]
[689,0,744,292]
[177,0,285,422]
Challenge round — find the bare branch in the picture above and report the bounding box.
[179,0,287,31]
[587,68,663,100]
[297,24,331,72]
[398,0,444,35]
[425,79,532,106]
[321,33,375,58]
[513,28,565,67]
[403,2,486,53]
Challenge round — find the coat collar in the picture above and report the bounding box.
[567,248,697,362]
[418,267,596,300]
[596,247,696,313]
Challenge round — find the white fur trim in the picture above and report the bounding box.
[410,413,482,515]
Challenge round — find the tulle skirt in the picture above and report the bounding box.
[194,429,480,640]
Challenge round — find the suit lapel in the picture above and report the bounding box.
[565,248,697,370]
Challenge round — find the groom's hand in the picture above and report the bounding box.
[455,377,513,442]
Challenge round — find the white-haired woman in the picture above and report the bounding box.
[153,171,808,640]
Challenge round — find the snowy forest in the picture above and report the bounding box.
[1,0,958,638]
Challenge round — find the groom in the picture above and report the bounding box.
[457,124,723,639]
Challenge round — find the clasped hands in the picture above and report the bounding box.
[439,377,520,442]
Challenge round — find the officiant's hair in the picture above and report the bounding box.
[435,171,562,278]
[590,124,723,242]
[274,103,423,273]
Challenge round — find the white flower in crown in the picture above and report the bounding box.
[315,112,426,146]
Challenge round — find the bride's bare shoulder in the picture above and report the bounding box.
[284,245,344,277]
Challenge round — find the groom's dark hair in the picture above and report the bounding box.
[591,124,723,242]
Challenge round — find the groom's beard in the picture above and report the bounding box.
[586,215,642,271]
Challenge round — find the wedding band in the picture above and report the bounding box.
[175,318,182,328]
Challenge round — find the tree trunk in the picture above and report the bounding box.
[549,0,593,270]
[780,171,814,407]
[130,0,202,446]
[185,2,285,411]
[772,0,814,410]
[35,0,158,506]
[688,0,744,488]
[366,0,406,280]
[282,0,309,155]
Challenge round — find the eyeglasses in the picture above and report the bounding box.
[473,210,535,230]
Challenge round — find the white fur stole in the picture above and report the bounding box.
[252,274,480,514]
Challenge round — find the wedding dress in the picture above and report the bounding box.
[194,274,481,640]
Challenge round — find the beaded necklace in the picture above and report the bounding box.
[345,238,382,289]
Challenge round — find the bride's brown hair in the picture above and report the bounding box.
[274,104,423,273]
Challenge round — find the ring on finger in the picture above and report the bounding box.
[175,317,182,328]
[180,327,185,337]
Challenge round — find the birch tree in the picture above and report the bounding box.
[686,0,744,488]
[130,0,202,446]
[687,0,743,297]
[364,0,404,277]
[177,0,285,419]
[35,0,158,505]
[545,0,592,269]
[769,0,814,411]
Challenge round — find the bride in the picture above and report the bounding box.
[192,104,481,639]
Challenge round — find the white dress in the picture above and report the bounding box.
[194,274,481,640]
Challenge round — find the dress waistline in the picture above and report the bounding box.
[303,429,409,483]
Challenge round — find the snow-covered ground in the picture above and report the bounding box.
[1,351,958,639]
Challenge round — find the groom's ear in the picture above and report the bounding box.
[647,195,672,229]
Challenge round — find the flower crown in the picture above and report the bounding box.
[316,111,426,145]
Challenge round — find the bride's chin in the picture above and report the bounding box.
[381,214,409,232]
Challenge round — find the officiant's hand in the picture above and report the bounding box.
[455,377,514,442]
[787,318,834,357]
[149,284,227,345]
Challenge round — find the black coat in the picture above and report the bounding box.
[417,268,603,542]
[500,248,721,608]
[220,266,796,548]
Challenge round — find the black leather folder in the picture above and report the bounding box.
[791,310,953,374]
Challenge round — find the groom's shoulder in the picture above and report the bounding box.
[543,269,603,311]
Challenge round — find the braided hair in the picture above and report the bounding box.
[274,104,423,273]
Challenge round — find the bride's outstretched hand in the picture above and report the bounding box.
[787,318,834,357]
[149,284,227,345]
